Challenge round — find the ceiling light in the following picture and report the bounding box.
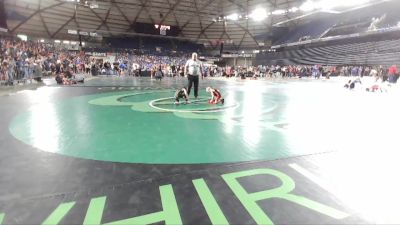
[89,1,99,9]
[289,7,299,12]
[300,0,316,12]
[68,29,78,35]
[54,40,61,43]
[249,8,268,21]
[227,13,239,21]
[272,9,286,15]
[40,39,45,43]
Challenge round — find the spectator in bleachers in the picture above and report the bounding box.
[388,65,398,83]
[370,67,379,81]
[312,65,320,79]
[351,67,358,77]
[1,37,193,81]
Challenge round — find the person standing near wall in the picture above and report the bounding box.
[184,53,203,99]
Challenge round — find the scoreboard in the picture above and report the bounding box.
[131,22,181,36]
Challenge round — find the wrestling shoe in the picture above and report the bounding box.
[221,99,225,104]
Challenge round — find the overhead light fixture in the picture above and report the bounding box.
[271,9,286,15]
[68,29,78,35]
[40,39,45,43]
[71,41,77,45]
[300,0,316,12]
[89,0,98,9]
[63,40,70,44]
[249,8,268,21]
[227,13,239,21]
[289,7,299,12]
[54,40,61,43]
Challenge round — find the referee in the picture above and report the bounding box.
[184,52,203,98]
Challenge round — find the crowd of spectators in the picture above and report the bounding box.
[0,38,191,84]
[88,53,189,77]
[0,38,89,85]
[212,65,336,79]
[1,37,398,86]
[113,52,189,77]
[213,64,399,84]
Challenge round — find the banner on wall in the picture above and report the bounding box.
[221,53,254,58]
[86,52,107,57]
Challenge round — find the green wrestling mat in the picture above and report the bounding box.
[10,80,392,164]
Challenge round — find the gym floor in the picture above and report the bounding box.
[0,77,399,224]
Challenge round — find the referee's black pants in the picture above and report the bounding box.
[187,75,199,98]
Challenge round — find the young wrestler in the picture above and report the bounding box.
[206,87,224,104]
[174,87,189,104]
[366,83,388,92]
[366,84,381,92]
[344,78,362,90]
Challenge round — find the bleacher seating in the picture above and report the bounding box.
[103,36,203,55]
[275,19,335,45]
[257,38,400,65]
[274,1,400,45]
[323,20,371,37]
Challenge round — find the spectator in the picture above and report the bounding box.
[388,65,398,83]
